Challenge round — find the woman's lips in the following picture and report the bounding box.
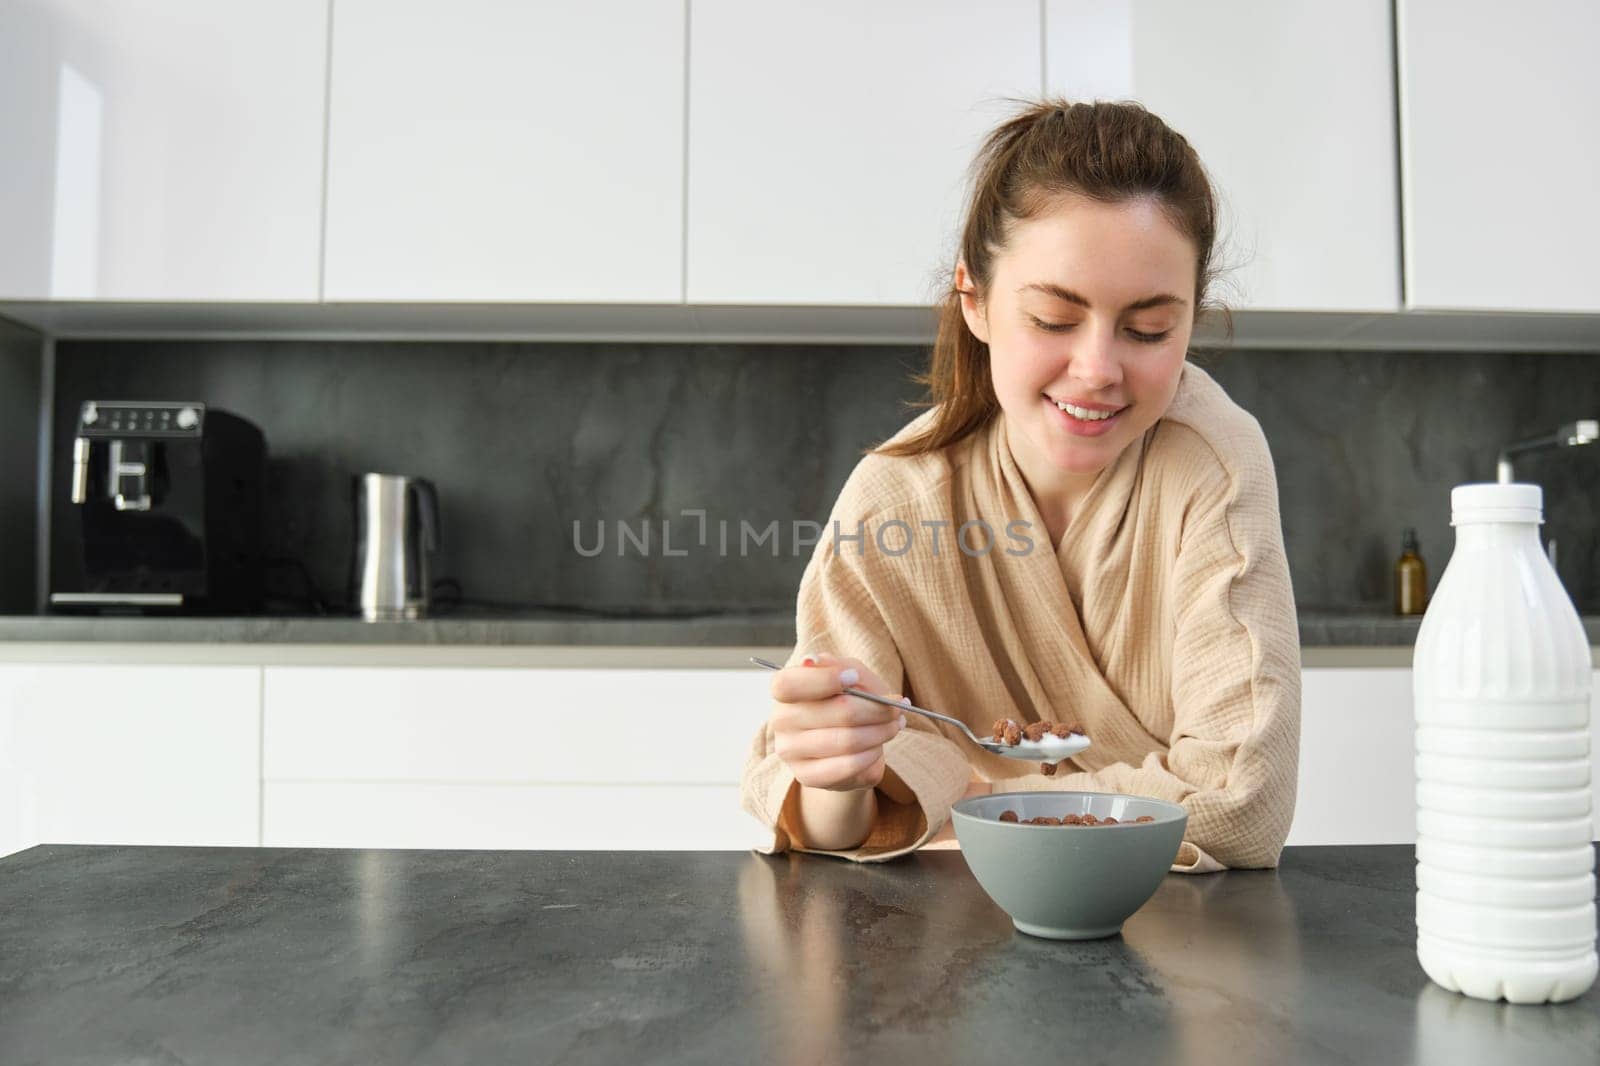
[1044,394,1125,437]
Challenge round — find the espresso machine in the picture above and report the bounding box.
[50,401,267,614]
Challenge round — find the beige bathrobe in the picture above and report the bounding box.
[739,362,1301,872]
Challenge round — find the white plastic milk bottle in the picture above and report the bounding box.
[1413,483,1596,1003]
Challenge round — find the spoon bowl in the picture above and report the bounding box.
[748,656,1090,764]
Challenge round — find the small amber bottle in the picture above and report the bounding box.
[1395,528,1428,616]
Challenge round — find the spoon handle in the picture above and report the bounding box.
[747,655,982,742]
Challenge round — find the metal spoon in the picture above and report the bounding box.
[749,655,1091,763]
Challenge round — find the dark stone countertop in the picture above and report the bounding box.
[1,844,1595,1065]
[1,608,1596,647]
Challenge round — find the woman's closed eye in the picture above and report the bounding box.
[1026,314,1170,344]
[1125,327,1171,344]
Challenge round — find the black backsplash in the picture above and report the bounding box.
[0,322,41,613]
[47,340,1600,615]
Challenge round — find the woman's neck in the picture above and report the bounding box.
[1002,418,1102,547]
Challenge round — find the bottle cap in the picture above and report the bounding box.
[1402,528,1420,552]
[1450,483,1543,525]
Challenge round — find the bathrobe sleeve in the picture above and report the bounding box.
[740,534,974,863]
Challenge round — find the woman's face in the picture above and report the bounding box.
[959,193,1197,500]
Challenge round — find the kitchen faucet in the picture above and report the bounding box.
[1496,420,1598,484]
[1494,419,1598,571]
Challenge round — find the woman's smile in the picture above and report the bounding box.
[1043,393,1128,437]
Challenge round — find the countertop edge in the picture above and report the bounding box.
[0,641,1534,670]
[0,612,1594,667]
[0,641,800,668]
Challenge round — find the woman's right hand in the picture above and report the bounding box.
[767,650,908,792]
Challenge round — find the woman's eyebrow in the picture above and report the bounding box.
[1018,282,1187,312]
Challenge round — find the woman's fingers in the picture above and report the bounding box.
[770,692,902,732]
[767,650,909,792]
[790,748,886,792]
[769,652,892,705]
[773,718,904,762]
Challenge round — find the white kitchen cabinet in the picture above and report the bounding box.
[0,696,26,858]
[686,0,1040,305]
[266,783,754,851]
[1045,0,1400,313]
[1290,668,1417,846]
[0,1,327,301]
[1397,0,1600,312]
[0,664,261,855]
[261,667,771,849]
[323,0,685,303]
[4,655,1589,861]
[1290,667,1600,847]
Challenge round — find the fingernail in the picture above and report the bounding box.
[838,667,860,686]
[898,715,907,731]
[899,696,912,707]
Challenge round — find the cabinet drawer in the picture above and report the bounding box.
[1289,667,1600,847]
[0,663,260,848]
[1290,668,1416,846]
[263,782,763,850]
[263,667,770,785]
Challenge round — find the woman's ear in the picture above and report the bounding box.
[954,261,990,344]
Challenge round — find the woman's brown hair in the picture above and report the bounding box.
[873,98,1223,459]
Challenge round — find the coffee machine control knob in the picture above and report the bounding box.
[176,407,199,429]
[82,402,99,426]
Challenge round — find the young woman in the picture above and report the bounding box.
[741,99,1300,872]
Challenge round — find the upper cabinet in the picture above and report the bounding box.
[1046,0,1401,313]
[322,0,685,303]
[0,0,327,302]
[686,1,1040,305]
[3,2,1596,328]
[1397,0,1600,313]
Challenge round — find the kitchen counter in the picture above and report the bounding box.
[0,607,801,648]
[1,844,1595,1065]
[1,608,1596,648]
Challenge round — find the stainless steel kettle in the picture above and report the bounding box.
[351,473,440,621]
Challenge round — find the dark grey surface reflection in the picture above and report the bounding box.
[736,847,1178,1062]
[0,845,1595,1065]
[1412,982,1600,1066]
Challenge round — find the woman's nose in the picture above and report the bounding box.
[1065,325,1122,389]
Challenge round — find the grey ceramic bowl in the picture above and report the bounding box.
[951,790,1188,940]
